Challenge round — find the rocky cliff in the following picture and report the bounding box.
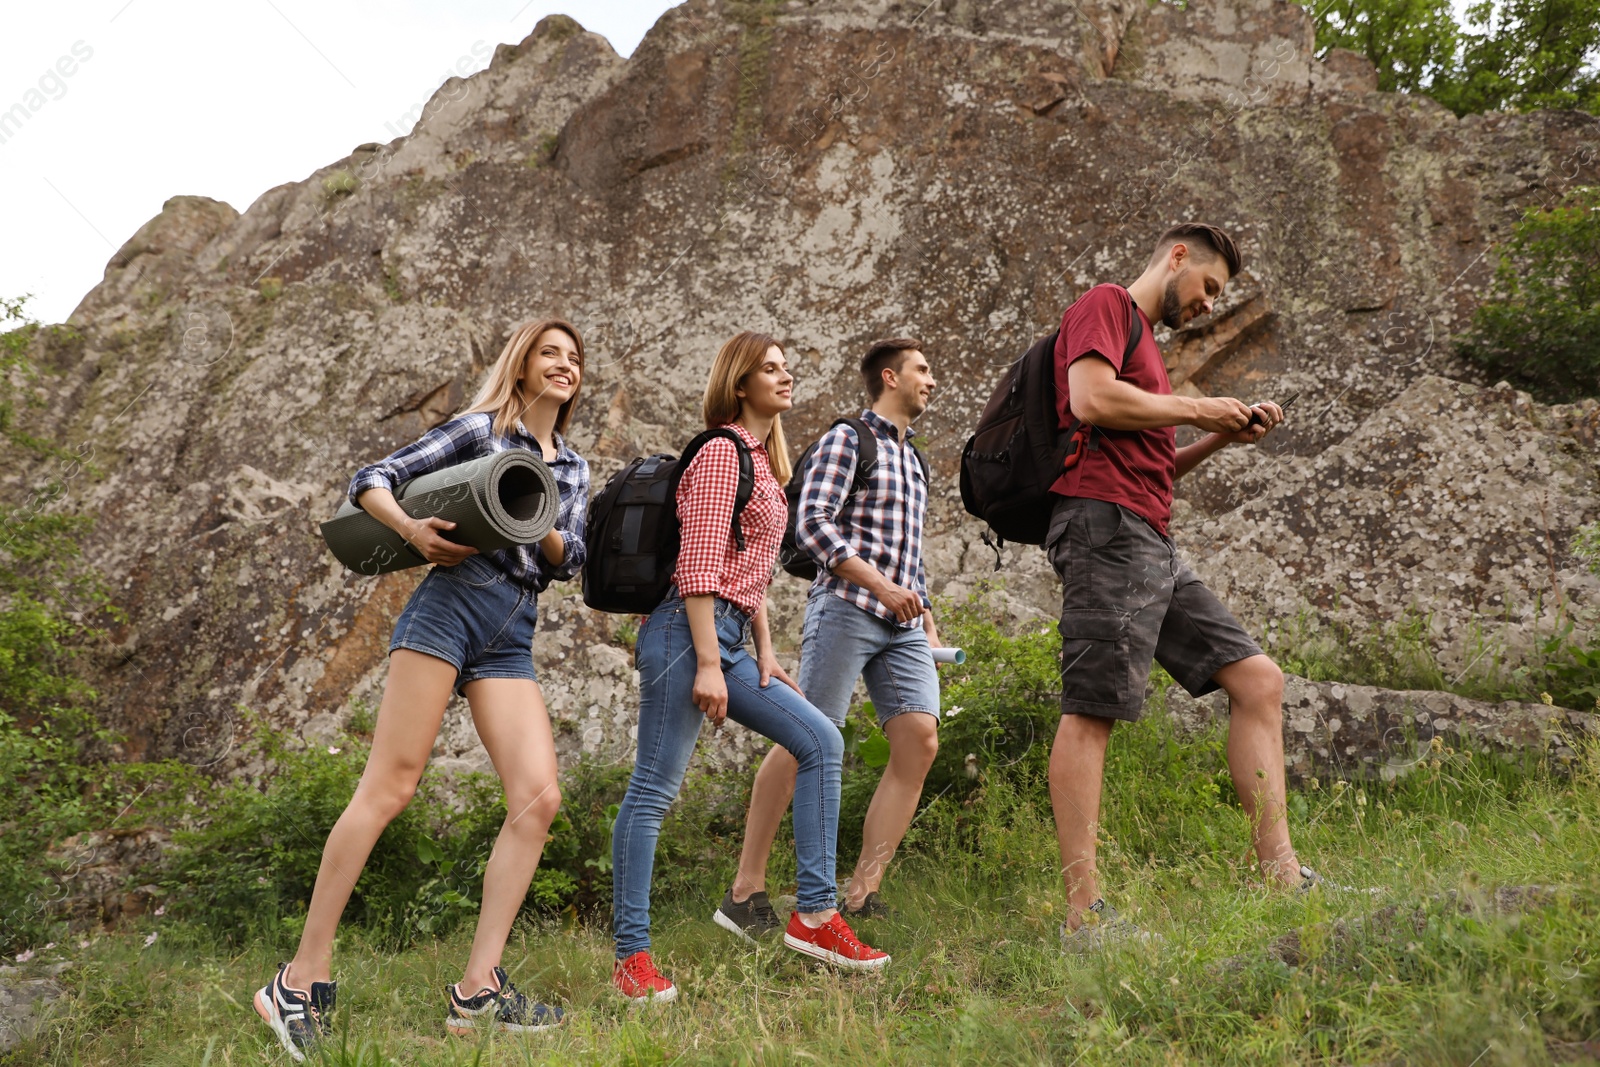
[12,0,1600,776]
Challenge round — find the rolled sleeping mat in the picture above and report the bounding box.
[320,450,561,576]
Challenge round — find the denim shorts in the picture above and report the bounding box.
[797,589,941,728]
[1046,496,1263,722]
[389,553,539,698]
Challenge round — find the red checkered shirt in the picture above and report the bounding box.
[672,422,788,617]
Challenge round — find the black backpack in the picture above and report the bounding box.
[582,428,754,614]
[958,292,1142,559]
[779,417,927,581]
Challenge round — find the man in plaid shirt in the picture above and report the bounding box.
[719,338,944,935]
[347,412,588,592]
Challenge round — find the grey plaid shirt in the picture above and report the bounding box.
[347,412,589,592]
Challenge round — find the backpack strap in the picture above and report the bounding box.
[676,427,756,552]
[908,439,928,482]
[835,417,879,495]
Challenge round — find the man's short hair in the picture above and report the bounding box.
[860,337,923,400]
[1152,223,1242,278]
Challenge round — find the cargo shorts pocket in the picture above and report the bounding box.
[1057,608,1128,708]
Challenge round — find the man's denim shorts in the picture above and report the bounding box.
[796,589,941,728]
[389,553,539,698]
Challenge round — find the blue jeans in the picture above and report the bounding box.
[612,595,844,957]
[797,589,941,728]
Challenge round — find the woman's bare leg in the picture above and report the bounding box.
[456,678,561,995]
[284,650,456,989]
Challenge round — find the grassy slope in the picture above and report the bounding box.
[14,712,1600,1066]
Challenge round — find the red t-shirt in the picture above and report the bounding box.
[1049,283,1177,534]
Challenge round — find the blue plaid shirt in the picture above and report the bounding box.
[796,409,930,627]
[347,412,589,593]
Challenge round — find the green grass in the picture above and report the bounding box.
[14,711,1600,1066]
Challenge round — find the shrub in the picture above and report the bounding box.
[0,296,136,952]
[1457,186,1600,401]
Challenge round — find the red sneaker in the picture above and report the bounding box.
[783,912,891,971]
[613,951,678,1004]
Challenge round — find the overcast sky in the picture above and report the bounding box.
[1,1,676,325]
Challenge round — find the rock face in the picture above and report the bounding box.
[1167,676,1599,781]
[10,0,1600,774]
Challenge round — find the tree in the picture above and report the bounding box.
[1436,0,1600,113]
[1456,187,1600,401]
[1308,0,1600,114]
[1311,0,1463,95]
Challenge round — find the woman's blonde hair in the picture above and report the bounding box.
[703,330,791,483]
[464,318,585,439]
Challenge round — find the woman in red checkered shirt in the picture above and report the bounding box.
[610,331,890,1004]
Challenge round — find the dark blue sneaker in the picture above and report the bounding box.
[446,965,564,1035]
[254,962,336,1062]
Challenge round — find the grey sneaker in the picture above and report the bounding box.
[713,887,782,944]
[1297,864,1381,895]
[1059,899,1157,954]
[254,962,336,1063]
[841,891,894,921]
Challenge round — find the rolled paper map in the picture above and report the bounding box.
[930,647,966,665]
[320,450,560,576]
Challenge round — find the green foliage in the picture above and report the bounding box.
[923,584,1064,795]
[1440,0,1600,113]
[1515,621,1600,710]
[1576,520,1600,573]
[1262,608,1453,692]
[162,718,636,947]
[321,169,357,199]
[1311,0,1463,95]
[1309,0,1600,114]
[1457,187,1600,401]
[0,295,136,953]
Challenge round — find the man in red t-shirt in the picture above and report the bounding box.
[1048,223,1327,953]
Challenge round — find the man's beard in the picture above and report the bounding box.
[1160,276,1186,330]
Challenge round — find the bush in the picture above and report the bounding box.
[162,715,635,947]
[0,296,141,953]
[158,710,771,947]
[1457,187,1600,401]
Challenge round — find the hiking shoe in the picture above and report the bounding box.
[253,962,336,1063]
[841,891,894,921]
[713,887,782,944]
[613,951,677,1005]
[446,965,563,1035]
[783,912,891,971]
[1296,864,1381,895]
[1059,899,1156,954]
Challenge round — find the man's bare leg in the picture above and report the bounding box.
[842,712,938,909]
[1214,655,1300,886]
[731,745,797,901]
[1049,713,1115,931]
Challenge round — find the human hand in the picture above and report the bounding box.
[405,516,478,565]
[877,581,924,623]
[1222,401,1284,444]
[759,654,803,695]
[1190,397,1253,435]
[693,663,729,726]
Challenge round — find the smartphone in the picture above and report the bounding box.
[1246,391,1299,428]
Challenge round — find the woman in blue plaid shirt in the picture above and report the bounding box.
[255,319,589,1057]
